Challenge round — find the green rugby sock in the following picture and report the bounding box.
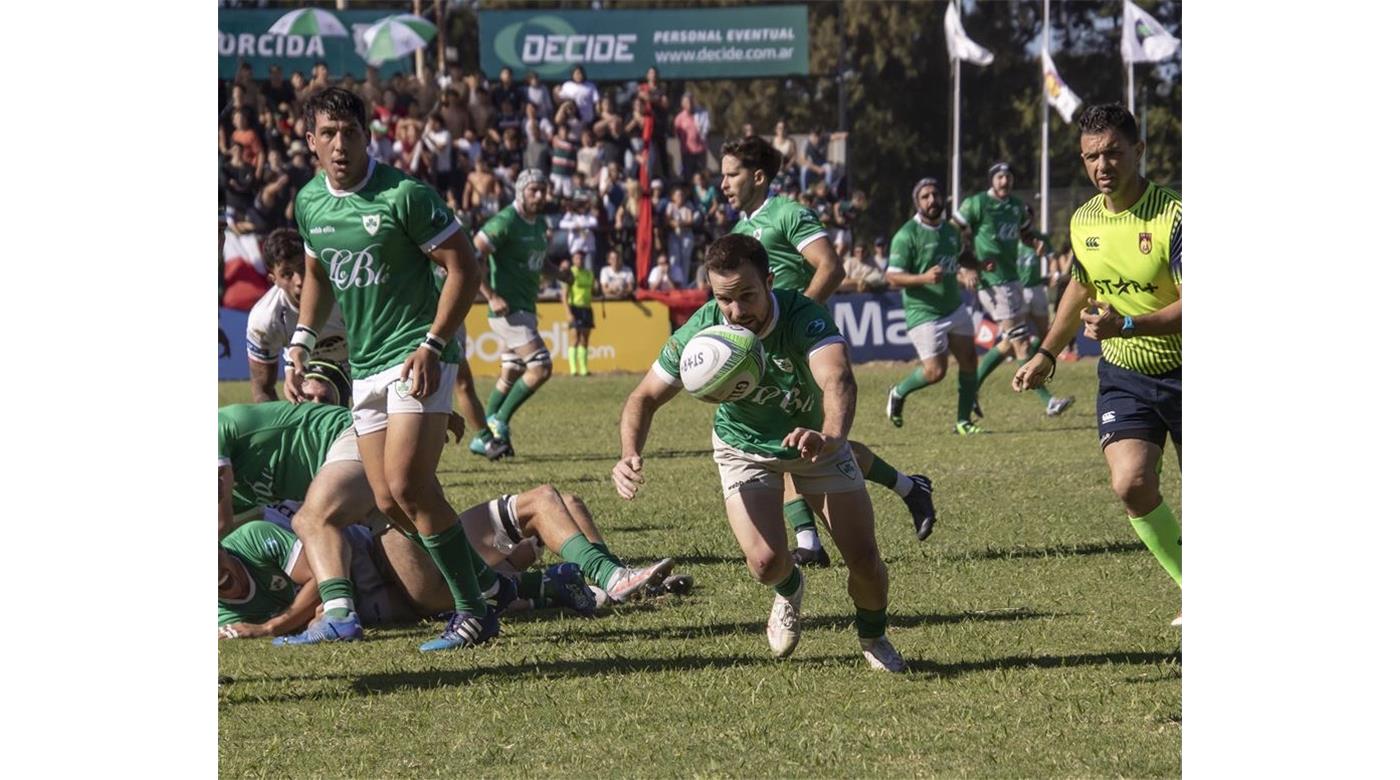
[774,567,802,598]
[496,377,540,423]
[485,387,507,418]
[783,498,818,533]
[894,366,932,398]
[864,455,899,490]
[1129,502,1182,587]
[422,523,489,616]
[317,578,356,619]
[975,348,1007,389]
[518,570,544,600]
[560,532,621,588]
[854,606,888,639]
[956,371,978,423]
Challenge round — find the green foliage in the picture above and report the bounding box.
[219,360,1180,776]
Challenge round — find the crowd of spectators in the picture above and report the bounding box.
[219,60,870,310]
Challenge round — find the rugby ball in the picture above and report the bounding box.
[679,324,765,403]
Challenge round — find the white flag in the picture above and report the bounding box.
[945,1,994,66]
[1122,0,1181,63]
[1041,49,1081,123]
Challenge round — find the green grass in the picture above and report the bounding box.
[218,360,1180,777]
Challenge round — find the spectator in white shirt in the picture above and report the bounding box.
[646,253,687,291]
[554,65,600,126]
[523,70,554,117]
[664,187,698,275]
[599,249,636,299]
[559,198,599,270]
[368,119,394,164]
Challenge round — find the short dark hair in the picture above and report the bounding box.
[720,136,782,181]
[1078,102,1139,140]
[302,87,367,133]
[704,234,770,279]
[263,228,305,272]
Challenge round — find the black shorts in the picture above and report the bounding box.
[1096,359,1181,450]
[568,305,594,330]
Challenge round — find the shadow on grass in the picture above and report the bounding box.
[955,540,1146,562]
[908,649,1180,679]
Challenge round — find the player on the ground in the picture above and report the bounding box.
[474,169,561,460]
[613,235,907,672]
[954,163,1073,424]
[562,252,598,377]
[283,86,499,651]
[882,177,980,443]
[244,228,348,402]
[1012,103,1181,625]
[720,137,936,557]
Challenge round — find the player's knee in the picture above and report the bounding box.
[1006,323,1032,343]
[500,354,526,381]
[921,362,946,384]
[290,504,331,535]
[746,551,786,585]
[1111,468,1159,509]
[842,545,885,581]
[525,348,553,379]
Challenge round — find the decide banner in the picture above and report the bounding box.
[218,9,413,80]
[480,6,809,81]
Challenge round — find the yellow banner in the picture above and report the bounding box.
[462,300,672,374]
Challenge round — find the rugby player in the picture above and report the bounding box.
[1012,103,1181,624]
[244,228,347,402]
[613,235,907,672]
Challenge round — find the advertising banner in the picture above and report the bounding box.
[462,300,671,376]
[219,307,255,381]
[218,9,413,80]
[480,6,809,81]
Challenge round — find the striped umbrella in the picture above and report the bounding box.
[360,14,437,66]
[267,8,349,37]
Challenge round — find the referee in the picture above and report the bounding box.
[1013,103,1182,624]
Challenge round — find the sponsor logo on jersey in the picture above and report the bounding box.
[1084,236,1100,249]
[1139,232,1153,254]
[310,225,336,235]
[1101,411,1116,424]
[772,357,794,373]
[805,319,827,337]
[324,246,388,290]
[362,214,382,236]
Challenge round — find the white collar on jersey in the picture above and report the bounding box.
[325,158,377,197]
[720,290,780,339]
[914,212,944,229]
[741,195,775,222]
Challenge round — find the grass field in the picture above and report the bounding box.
[217,359,1181,777]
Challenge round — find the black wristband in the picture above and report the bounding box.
[1036,347,1057,381]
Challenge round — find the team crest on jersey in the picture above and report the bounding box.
[1139,232,1152,254]
[836,458,859,481]
[772,357,794,373]
[269,575,288,591]
[363,214,382,236]
[751,228,763,241]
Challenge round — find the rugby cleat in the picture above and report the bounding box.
[859,635,908,672]
[484,437,514,461]
[544,563,597,616]
[904,474,937,542]
[643,573,696,598]
[955,420,984,436]
[272,612,364,646]
[791,546,831,568]
[1171,612,1183,628]
[1046,395,1076,417]
[483,573,519,617]
[886,387,905,428]
[766,571,804,658]
[971,398,984,420]
[486,415,510,442]
[468,433,491,457]
[418,610,500,652]
[603,558,675,603]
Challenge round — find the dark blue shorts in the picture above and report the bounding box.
[1096,359,1181,450]
[568,305,594,330]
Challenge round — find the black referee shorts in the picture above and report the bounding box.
[1096,359,1181,450]
[568,305,595,330]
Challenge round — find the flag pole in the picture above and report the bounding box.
[952,57,962,210]
[1127,61,1135,115]
[1040,0,1050,235]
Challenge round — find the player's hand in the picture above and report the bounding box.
[782,428,840,462]
[283,347,309,403]
[1081,302,1123,341]
[489,294,510,317]
[612,455,645,500]
[1012,354,1053,392]
[218,622,266,640]
[400,347,442,398]
[446,411,466,444]
[925,266,945,285]
[956,268,979,291]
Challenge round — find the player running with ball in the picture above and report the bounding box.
[613,234,906,672]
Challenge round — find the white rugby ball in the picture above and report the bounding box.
[679,324,765,403]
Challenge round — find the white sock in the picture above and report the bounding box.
[323,598,354,615]
[893,473,914,498]
[796,528,821,550]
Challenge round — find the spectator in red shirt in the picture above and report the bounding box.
[673,93,708,182]
[230,109,264,169]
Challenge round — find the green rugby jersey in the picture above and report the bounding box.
[730,197,828,293]
[955,190,1032,285]
[653,289,844,458]
[219,521,301,626]
[1069,181,1182,375]
[887,216,964,328]
[295,159,463,379]
[477,204,550,316]
[217,402,353,514]
[1018,231,1050,287]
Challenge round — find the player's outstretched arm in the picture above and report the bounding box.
[614,371,682,499]
[220,556,320,639]
[785,342,855,462]
[800,236,845,304]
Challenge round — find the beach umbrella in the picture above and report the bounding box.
[267,8,349,37]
